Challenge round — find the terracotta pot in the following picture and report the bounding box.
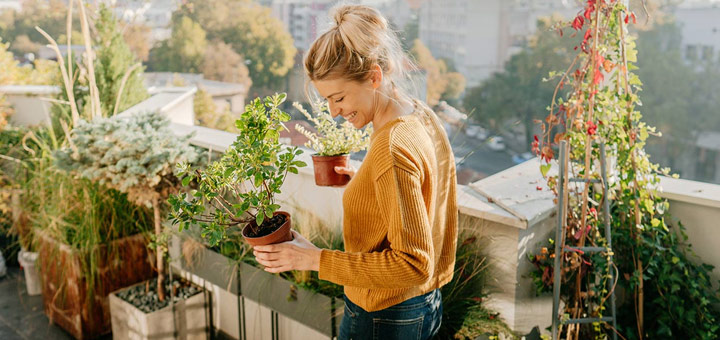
[242,211,293,246]
[311,154,350,187]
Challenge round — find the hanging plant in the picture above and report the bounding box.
[529,1,720,339]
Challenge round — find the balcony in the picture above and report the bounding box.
[2,86,718,339]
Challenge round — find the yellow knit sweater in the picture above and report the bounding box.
[318,101,458,312]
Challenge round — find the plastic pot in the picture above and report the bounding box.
[242,211,292,246]
[311,154,350,187]
[18,250,41,295]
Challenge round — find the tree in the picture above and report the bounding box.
[9,35,40,56]
[0,38,58,123]
[410,39,467,106]
[175,0,296,90]
[400,13,419,51]
[122,23,151,62]
[194,88,236,132]
[442,72,466,102]
[411,40,445,106]
[147,16,207,73]
[463,16,578,150]
[0,0,75,47]
[634,21,720,173]
[201,40,252,86]
[94,4,148,115]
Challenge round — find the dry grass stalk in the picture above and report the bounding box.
[76,0,102,119]
[112,62,142,116]
[34,27,79,124]
[181,237,205,270]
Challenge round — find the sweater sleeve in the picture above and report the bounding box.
[318,156,434,289]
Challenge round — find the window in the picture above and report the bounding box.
[702,45,714,61]
[686,44,698,60]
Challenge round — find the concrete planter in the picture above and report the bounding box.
[110,280,210,340]
[239,261,343,338]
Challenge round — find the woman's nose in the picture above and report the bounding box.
[329,104,341,118]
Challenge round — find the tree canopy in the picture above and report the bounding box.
[173,0,296,91]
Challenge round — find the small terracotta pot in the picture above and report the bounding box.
[311,154,350,187]
[242,211,293,246]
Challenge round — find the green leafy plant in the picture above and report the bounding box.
[293,101,371,156]
[55,112,198,301]
[529,1,720,339]
[170,93,306,246]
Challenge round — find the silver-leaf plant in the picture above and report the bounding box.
[55,112,199,302]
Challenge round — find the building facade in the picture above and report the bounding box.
[418,0,579,88]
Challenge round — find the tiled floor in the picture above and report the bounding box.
[0,266,82,340]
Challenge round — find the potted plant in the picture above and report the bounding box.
[293,101,370,186]
[55,112,208,339]
[169,203,346,338]
[170,93,306,247]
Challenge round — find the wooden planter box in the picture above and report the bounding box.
[171,233,344,338]
[109,281,210,340]
[37,230,154,339]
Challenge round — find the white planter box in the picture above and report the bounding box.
[110,281,210,340]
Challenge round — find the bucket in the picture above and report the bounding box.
[18,250,41,295]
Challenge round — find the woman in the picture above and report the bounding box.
[253,5,458,339]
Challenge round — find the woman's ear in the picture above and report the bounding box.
[370,64,383,89]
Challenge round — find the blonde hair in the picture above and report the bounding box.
[304,4,418,106]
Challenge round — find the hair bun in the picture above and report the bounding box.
[334,7,350,26]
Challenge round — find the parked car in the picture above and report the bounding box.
[487,136,506,151]
[465,124,488,140]
[512,152,535,164]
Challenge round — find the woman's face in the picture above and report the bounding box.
[313,75,379,129]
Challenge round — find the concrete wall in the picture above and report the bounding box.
[1,86,59,126]
[664,199,720,289]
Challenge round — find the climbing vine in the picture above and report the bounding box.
[529,1,720,339]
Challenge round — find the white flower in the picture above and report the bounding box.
[293,102,372,156]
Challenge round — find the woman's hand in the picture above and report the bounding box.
[253,230,322,273]
[334,165,356,179]
[333,165,356,187]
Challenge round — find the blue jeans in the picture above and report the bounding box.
[339,289,442,340]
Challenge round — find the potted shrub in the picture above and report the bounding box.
[293,101,370,186]
[170,93,306,247]
[55,112,208,339]
[169,204,346,338]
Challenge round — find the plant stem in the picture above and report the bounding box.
[152,196,166,302]
[618,7,644,338]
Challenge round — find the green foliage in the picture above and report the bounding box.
[436,231,490,339]
[529,2,720,339]
[292,102,371,157]
[175,0,296,90]
[201,39,252,86]
[93,4,149,115]
[634,22,720,180]
[194,88,237,132]
[0,37,58,87]
[463,16,578,148]
[0,0,75,49]
[431,222,516,339]
[170,93,307,246]
[54,112,198,206]
[148,16,207,73]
